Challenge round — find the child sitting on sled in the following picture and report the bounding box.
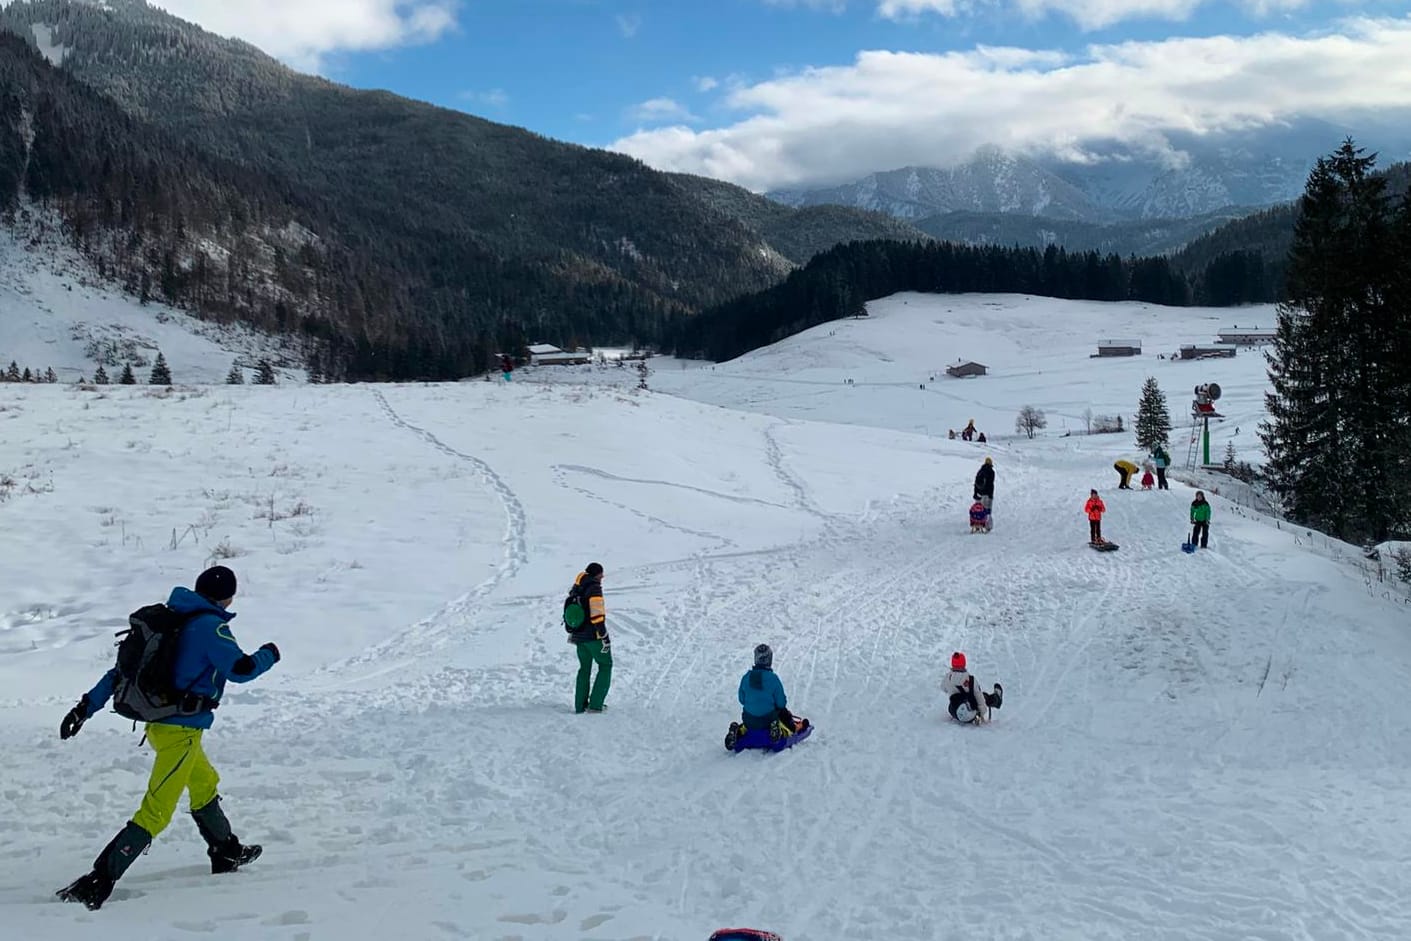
[969,500,992,533]
[736,644,807,738]
[943,651,1002,723]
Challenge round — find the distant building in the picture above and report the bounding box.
[1179,344,1237,360]
[1216,325,1277,345]
[528,343,591,366]
[1094,339,1142,357]
[945,361,989,378]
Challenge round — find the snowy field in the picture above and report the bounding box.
[2,290,1411,940]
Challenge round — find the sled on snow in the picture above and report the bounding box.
[724,719,812,753]
[1181,541,1197,554]
[1089,540,1120,552]
[709,930,784,941]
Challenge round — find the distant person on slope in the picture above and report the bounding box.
[55,565,279,910]
[1150,445,1171,490]
[961,419,976,442]
[737,644,806,738]
[1113,458,1139,490]
[1189,492,1212,549]
[1085,489,1107,545]
[943,651,1002,723]
[564,562,611,713]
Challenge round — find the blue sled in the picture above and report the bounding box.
[1181,542,1197,554]
[709,931,783,941]
[724,721,812,753]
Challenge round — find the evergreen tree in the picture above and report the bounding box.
[119,363,136,384]
[226,362,245,385]
[1223,440,1238,472]
[254,359,277,385]
[21,367,32,383]
[93,364,109,384]
[44,367,57,383]
[4,361,16,382]
[149,351,171,385]
[1261,140,1409,542]
[1134,377,1171,452]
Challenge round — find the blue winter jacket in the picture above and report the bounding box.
[82,587,278,729]
[738,667,787,722]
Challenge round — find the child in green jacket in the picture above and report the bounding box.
[1190,492,1212,548]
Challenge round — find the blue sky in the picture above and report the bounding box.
[153,1,1411,190]
[330,0,1345,145]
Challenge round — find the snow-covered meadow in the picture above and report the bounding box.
[2,289,1410,940]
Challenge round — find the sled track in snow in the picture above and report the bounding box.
[312,391,530,676]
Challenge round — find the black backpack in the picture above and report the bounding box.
[110,604,215,723]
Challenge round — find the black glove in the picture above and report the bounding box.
[60,697,89,740]
[259,642,281,664]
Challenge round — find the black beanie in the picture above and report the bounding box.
[585,562,603,577]
[195,565,237,601]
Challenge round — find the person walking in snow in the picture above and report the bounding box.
[943,651,1002,723]
[55,565,280,910]
[973,456,995,513]
[961,419,976,442]
[1141,468,1155,490]
[1085,489,1107,544]
[1189,491,1212,549]
[1113,458,1139,490]
[736,644,805,737]
[564,562,611,713]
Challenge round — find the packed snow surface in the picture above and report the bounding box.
[2,292,1409,940]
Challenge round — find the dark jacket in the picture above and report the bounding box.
[566,572,607,644]
[974,463,994,498]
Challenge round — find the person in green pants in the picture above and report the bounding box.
[563,562,611,712]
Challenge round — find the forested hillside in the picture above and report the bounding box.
[0,0,930,379]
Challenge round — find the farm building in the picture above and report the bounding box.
[945,361,988,378]
[1216,325,1277,345]
[1094,339,1142,357]
[1179,344,1237,360]
[528,344,591,366]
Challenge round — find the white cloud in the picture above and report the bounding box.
[628,97,701,125]
[876,0,1317,30]
[693,75,721,92]
[458,88,508,109]
[764,0,850,11]
[611,17,1411,191]
[616,13,643,37]
[148,1,458,70]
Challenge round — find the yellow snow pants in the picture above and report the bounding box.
[131,723,221,837]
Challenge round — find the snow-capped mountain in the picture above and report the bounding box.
[770,146,1116,223]
[771,120,1411,222]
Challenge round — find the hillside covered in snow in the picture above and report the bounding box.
[2,292,1408,940]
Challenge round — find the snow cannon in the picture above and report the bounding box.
[1194,383,1222,403]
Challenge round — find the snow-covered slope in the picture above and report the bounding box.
[2,294,1408,940]
[0,215,301,384]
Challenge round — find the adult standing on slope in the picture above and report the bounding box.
[564,562,611,713]
[55,565,280,910]
[1151,444,1171,490]
[973,457,995,531]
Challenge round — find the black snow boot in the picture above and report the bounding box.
[987,683,1003,710]
[192,796,262,874]
[56,820,152,910]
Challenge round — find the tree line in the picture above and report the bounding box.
[1260,141,1411,544]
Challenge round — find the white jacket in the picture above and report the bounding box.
[943,668,989,721]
